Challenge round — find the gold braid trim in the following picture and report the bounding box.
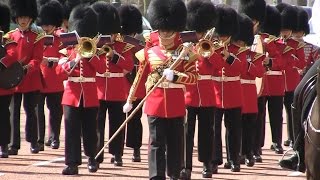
[127,60,147,103]
[297,41,306,50]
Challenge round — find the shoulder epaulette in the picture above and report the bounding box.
[122,43,135,53]
[34,32,45,44]
[237,47,249,56]
[3,38,16,46]
[252,53,264,62]
[5,29,17,35]
[59,48,68,56]
[283,45,293,54]
[135,49,145,62]
[297,41,306,50]
[264,35,277,44]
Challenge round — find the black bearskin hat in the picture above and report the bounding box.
[275,2,290,13]
[60,0,80,21]
[147,0,187,32]
[215,4,239,37]
[68,5,98,38]
[0,2,11,33]
[233,14,254,46]
[37,0,63,27]
[280,5,298,31]
[9,0,38,23]
[297,7,310,34]
[92,1,121,35]
[186,0,216,33]
[238,0,266,23]
[118,4,143,35]
[259,5,281,36]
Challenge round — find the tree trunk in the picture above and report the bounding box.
[143,0,151,16]
[297,0,308,5]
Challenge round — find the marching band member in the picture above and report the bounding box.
[118,4,144,163]
[123,0,198,179]
[57,5,105,175]
[181,0,216,178]
[92,1,134,167]
[60,0,80,32]
[238,0,266,164]
[233,13,265,167]
[7,0,44,155]
[0,2,17,158]
[36,0,64,150]
[276,4,306,148]
[211,4,243,173]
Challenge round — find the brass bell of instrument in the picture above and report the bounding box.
[77,37,98,58]
[196,28,217,58]
[101,44,113,57]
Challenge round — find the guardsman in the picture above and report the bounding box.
[8,0,44,155]
[36,0,64,150]
[118,4,144,163]
[0,2,17,158]
[57,5,105,175]
[276,4,306,148]
[123,0,198,179]
[60,0,80,32]
[211,4,243,173]
[238,0,266,164]
[279,7,317,173]
[92,1,134,167]
[233,13,265,167]
[180,0,216,179]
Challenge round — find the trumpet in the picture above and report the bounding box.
[77,36,99,58]
[196,28,217,58]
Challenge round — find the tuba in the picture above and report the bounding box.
[196,27,217,58]
[77,36,99,58]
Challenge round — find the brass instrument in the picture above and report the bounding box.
[101,44,113,57]
[77,36,99,58]
[196,28,217,58]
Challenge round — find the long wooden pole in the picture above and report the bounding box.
[95,43,191,159]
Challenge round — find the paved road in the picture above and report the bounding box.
[0,108,306,180]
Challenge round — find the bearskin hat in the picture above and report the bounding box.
[37,0,63,27]
[275,2,290,13]
[9,0,38,23]
[92,1,121,35]
[68,5,98,38]
[297,7,310,34]
[259,5,281,36]
[238,0,266,23]
[233,14,254,46]
[0,2,11,33]
[280,5,298,31]
[186,0,216,33]
[147,0,187,32]
[215,4,239,37]
[118,4,143,35]
[60,0,80,21]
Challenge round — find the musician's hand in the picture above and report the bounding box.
[263,57,270,65]
[221,49,230,60]
[163,68,174,81]
[74,53,82,63]
[42,57,49,66]
[123,102,133,113]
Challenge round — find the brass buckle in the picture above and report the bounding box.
[79,76,85,82]
[161,82,170,88]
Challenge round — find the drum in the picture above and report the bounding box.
[0,61,24,89]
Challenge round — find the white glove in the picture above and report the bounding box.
[123,102,133,113]
[163,68,174,81]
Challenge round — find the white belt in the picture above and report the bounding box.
[47,57,59,62]
[240,79,256,84]
[212,76,240,82]
[96,72,124,78]
[198,75,213,80]
[266,70,282,75]
[68,77,96,83]
[157,82,185,89]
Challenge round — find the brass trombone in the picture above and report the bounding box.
[76,35,100,58]
[101,44,113,57]
[196,27,217,58]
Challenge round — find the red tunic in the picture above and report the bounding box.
[57,47,105,107]
[304,42,320,68]
[40,28,65,93]
[5,28,44,93]
[96,41,134,101]
[0,40,18,95]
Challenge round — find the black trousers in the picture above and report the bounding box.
[37,92,63,144]
[284,91,294,142]
[63,103,98,166]
[185,106,214,170]
[148,115,184,179]
[254,95,284,151]
[10,91,39,149]
[241,113,257,156]
[96,100,125,163]
[126,99,143,149]
[212,107,242,165]
[0,95,13,146]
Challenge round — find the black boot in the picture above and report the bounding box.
[230,161,240,172]
[271,143,283,154]
[8,147,18,155]
[30,143,40,154]
[38,143,44,151]
[245,154,255,167]
[224,161,231,169]
[202,162,213,178]
[51,140,60,149]
[212,163,218,174]
[179,168,191,180]
[132,148,141,162]
[284,140,292,147]
[88,157,99,173]
[0,145,9,158]
[279,154,298,171]
[45,139,52,146]
[114,155,123,166]
[62,165,79,175]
